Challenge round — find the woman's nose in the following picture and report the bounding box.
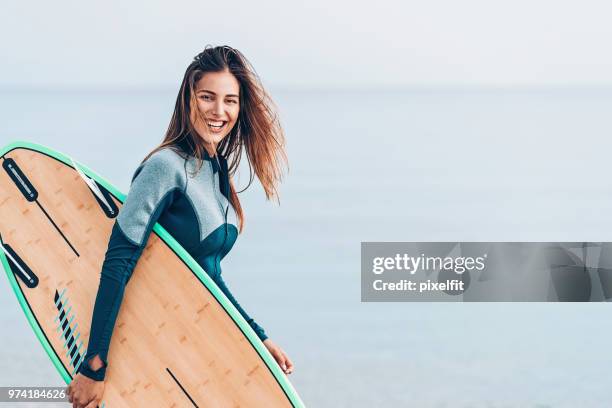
[210,100,224,117]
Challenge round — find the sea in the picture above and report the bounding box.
[0,86,611,407]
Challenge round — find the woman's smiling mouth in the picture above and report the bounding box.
[207,120,227,133]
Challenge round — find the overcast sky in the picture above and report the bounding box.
[2,0,611,88]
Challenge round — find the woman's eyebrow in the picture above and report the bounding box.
[196,89,239,98]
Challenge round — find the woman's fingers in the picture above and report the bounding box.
[75,395,94,408]
[279,354,287,370]
[69,390,90,408]
[283,353,294,374]
[84,399,99,408]
[263,340,294,374]
[270,347,286,370]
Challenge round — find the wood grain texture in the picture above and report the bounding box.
[0,148,292,407]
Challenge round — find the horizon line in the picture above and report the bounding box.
[1,83,611,93]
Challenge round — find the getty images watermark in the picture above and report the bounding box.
[361,242,612,302]
[372,252,486,293]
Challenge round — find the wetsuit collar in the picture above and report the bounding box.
[209,153,230,198]
[202,149,223,174]
[189,148,230,199]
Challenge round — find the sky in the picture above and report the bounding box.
[1,0,611,88]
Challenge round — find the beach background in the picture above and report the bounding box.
[2,1,612,406]
[1,87,612,407]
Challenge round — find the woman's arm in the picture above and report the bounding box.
[77,150,186,381]
[212,273,268,341]
[212,275,294,375]
[76,222,145,380]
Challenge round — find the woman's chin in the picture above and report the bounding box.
[199,134,226,147]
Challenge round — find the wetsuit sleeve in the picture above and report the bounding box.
[212,274,268,341]
[77,153,185,381]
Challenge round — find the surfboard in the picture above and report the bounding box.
[0,141,304,407]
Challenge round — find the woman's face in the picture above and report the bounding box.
[191,70,240,150]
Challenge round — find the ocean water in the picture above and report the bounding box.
[1,87,612,407]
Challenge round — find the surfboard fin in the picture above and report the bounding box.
[2,158,38,201]
[70,158,118,219]
[1,243,38,288]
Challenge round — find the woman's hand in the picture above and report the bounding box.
[67,373,105,408]
[263,338,294,375]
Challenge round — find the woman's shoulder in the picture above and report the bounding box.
[143,147,188,169]
[131,147,188,186]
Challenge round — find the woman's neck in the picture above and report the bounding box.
[203,142,217,158]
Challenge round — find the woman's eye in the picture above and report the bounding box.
[226,99,238,104]
[200,95,212,101]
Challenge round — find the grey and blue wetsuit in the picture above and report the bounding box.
[77,147,267,381]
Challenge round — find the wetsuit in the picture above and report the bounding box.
[77,147,266,381]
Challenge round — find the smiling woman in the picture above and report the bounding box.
[65,45,295,408]
[147,46,287,232]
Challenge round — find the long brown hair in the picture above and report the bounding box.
[143,45,287,231]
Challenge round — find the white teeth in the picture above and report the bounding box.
[207,121,224,128]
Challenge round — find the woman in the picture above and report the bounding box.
[67,45,293,408]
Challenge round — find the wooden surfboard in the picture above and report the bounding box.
[0,141,304,407]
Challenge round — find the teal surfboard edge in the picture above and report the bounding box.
[0,140,305,407]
